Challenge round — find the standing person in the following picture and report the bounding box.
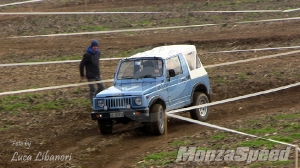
[79,39,104,106]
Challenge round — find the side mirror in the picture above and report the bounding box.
[168,69,176,78]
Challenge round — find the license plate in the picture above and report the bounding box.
[110,112,124,118]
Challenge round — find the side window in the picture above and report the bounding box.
[166,55,183,77]
[196,54,201,69]
[184,52,196,70]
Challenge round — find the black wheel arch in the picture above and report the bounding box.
[148,96,167,110]
[191,83,211,102]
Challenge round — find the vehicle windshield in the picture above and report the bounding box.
[117,59,163,80]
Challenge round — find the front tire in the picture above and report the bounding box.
[190,92,209,121]
[150,104,165,135]
[98,120,113,134]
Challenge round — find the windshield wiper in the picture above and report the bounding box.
[121,76,134,79]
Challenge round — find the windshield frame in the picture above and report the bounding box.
[116,58,164,80]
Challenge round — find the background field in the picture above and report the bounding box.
[0,0,300,167]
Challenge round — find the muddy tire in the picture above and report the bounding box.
[98,120,113,134]
[150,104,165,135]
[190,92,209,121]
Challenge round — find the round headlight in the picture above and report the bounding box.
[134,97,142,105]
[97,100,104,107]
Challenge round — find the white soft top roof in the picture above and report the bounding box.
[129,45,196,59]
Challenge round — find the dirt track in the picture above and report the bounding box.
[0,0,300,168]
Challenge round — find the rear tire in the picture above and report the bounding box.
[98,120,113,134]
[150,104,165,135]
[190,92,209,121]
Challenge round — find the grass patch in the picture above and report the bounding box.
[1,103,29,111]
[2,95,19,101]
[11,111,19,115]
[216,77,226,83]
[269,136,294,143]
[136,19,152,26]
[282,123,300,132]
[237,126,277,135]
[0,95,30,111]
[238,72,247,80]
[196,147,211,150]
[290,133,300,139]
[244,119,259,125]
[170,139,191,147]
[209,15,223,22]
[0,127,9,131]
[78,153,90,161]
[139,150,177,167]
[271,160,294,166]
[72,98,90,106]
[33,100,64,110]
[211,132,226,140]
[212,144,222,149]
[145,151,177,161]
[73,88,84,94]
[0,92,89,112]
[274,113,300,120]
[0,125,21,132]
[237,139,277,149]
[249,160,293,168]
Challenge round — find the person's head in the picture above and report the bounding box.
[90,40,99,52]
[143,61,154,68]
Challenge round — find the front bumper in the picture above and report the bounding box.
[91,108,150,122]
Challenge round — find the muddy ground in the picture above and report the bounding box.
[0,0,299,168]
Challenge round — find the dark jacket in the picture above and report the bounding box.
[79,46,101,79]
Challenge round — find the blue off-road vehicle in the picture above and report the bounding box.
[91,45,212,135]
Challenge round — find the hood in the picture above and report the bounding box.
[96,82,158,97]
[86,46,100,54]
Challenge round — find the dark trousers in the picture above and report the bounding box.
[88,76,104,105]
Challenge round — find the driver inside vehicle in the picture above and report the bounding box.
[134,61,156,78]
[142,61,155,75]
[134,60,163,78]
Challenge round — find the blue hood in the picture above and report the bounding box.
[96,82,159,97]
[87,46,100,54]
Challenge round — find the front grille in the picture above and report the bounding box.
[105,98,131,108]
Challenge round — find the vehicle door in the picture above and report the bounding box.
[166,55,188,109]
